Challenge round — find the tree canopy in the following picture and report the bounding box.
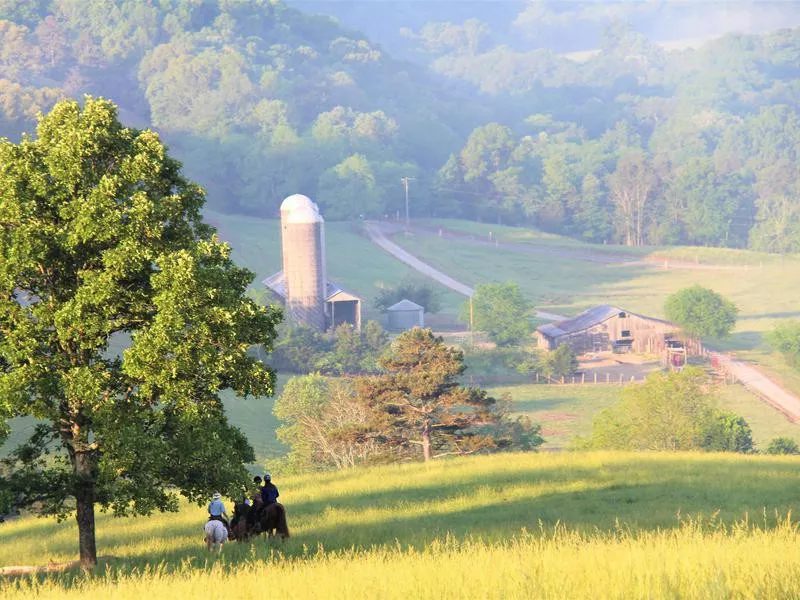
[589,368,751,453]
[664,286,738,339]
[0,97,281,568]
[0,2,798,252]
[461,282,533,346]
[356,328,542,461]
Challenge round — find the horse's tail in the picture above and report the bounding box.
[276,503,290,538]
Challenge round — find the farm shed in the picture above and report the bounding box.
[386,299,424,331]
[537,305,680,355]
[263,272,362,331]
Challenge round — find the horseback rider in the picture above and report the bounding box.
[261,473,279,506]
[207,492,230,530]
[245,476,264,530]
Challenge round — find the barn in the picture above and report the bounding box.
[537,305,681,355]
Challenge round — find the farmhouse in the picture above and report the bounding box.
[537,305,680,355]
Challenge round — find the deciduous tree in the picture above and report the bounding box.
[273,374,382,472]
[460,282,532,346]
[664,286,738,339]
[590,368,719,451]
[0,98,280,568]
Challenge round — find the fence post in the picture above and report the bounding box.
[582,373,585,384]
[606,373,610,384]
[619,373,623,385]
[535,373,539,383]
[594,372,597,384]
[561,376,565,384]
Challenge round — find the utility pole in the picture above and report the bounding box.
[469,294,474,348]
[400,176,414,231]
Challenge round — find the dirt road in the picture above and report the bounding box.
[363,221,566,321]
[716,354,800,422]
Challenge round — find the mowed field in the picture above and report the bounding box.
[391,221,800,396]
[4,452,800,599]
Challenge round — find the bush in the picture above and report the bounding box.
[375,279,442,313]
[767,321,800,371]
[590,368,717,451]
[765,437,800,455]
[701,412,753,453]
[541,345,578,380]
[462,346,531,384]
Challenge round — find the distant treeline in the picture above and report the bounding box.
[0,1,798,251]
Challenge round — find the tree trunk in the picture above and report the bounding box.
[74,451,98,569]
[422,424,432,462]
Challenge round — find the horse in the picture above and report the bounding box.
[254,502,290,541]
[203,519,228,553]
[229,502,252,542]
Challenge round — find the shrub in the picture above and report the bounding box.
[767,321,800,371]
[375,279,442,313]
[701,412,754,453]
[541,345,579,380]
[765,437,800,455]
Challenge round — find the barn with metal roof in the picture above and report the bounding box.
[537,305,680,355]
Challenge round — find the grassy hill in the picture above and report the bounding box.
[3,452,800,598]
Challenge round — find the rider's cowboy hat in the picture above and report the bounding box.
[212,492,222,499]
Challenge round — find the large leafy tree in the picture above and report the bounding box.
[664,285,738,339]
[273,374,383,472]
[0,98,281,568]
[356,328,542,461]
[460,281,533,346]
[590,368,718,451]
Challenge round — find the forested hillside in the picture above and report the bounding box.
[0,0,798,251]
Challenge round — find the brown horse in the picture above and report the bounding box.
[255,503,290,540]
[229,502,252,542]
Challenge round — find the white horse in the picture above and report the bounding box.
[204,519,229,553]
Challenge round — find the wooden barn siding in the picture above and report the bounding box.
[545,314,678,354]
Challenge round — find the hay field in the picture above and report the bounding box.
[3,452,800,599]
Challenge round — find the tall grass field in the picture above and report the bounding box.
[3,452,800,598]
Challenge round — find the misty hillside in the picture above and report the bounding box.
[0,0,798,252]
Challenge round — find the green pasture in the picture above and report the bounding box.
[4,452,800,598]
[390,228,800,391]
[491,383,800,450]
[204,211,463,319]
[418,218,793,266]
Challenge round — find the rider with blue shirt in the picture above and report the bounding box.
[260,473,279,506]
[208,492,230,529]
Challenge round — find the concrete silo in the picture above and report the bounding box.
[280,196,327,331]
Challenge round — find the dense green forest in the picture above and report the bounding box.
[0,0,798,251]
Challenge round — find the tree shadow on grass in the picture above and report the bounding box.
[7,455,800,590]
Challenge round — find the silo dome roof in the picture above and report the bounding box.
[286,204,323,224]
[280,194,316,213]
